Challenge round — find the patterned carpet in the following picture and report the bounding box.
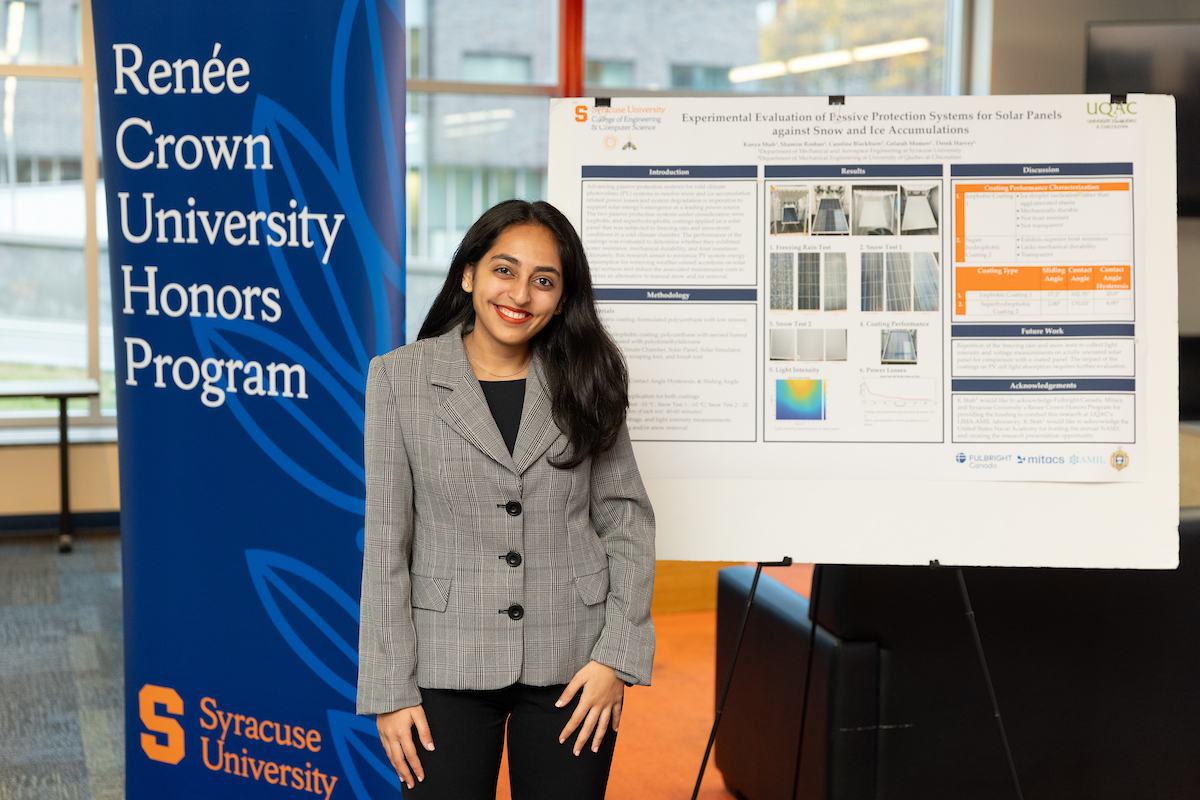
[0,533,124,800]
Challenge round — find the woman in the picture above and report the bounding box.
[357,199,655,800]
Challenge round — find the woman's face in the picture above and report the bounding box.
[462,223,565,355]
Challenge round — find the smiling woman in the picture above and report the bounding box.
[461,223,564,378]
[359,199,655,799]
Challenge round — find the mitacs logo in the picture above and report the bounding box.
[138,683,340,799]
[1016,454,1065,465]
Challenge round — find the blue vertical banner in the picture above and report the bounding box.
[92,3,405,798]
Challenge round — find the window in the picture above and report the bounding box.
[587,0,947,95]
[5,1,39,64]
[0,1,104,428]
[670,64,731,91]
[585,59,633,88]
[461,54,533,84]
[407,0,558,84]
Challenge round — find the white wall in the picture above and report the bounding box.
[991,0,1200,332]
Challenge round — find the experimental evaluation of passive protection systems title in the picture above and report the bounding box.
[679,108,1060,137]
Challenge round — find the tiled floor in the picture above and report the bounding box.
[0,533,124,800]
[0,533,746,800]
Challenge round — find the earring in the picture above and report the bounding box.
[462,281,469,290]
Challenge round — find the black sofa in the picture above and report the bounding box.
[715,513,1197,800]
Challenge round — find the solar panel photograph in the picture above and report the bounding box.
[823,253,848,311]
[769,186,810,235]
[900,183,940,235]
[913,252,941,311]
[769,327,796,360]
[811,185,849,234]
[770,252,794,310]
[852,185,899,236]
[861,252,885,312]
[881,329,918,364]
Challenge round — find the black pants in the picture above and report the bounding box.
[404,683,616,800]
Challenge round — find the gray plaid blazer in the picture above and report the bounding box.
[356,327,656,715]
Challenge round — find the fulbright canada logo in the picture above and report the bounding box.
[958,453,1012,470]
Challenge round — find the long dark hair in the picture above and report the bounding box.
[418,199,628,469]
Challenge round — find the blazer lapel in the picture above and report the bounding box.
[512,355,564,474]
[431,328,518,472]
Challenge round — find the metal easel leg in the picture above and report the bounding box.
[956,568,1024,800]
[790,564,824,800]
[691,557,793,800]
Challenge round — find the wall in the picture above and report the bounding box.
[991,0,1200,332]
[0,441,119,516]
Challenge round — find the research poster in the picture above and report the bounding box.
[549,96,1178,567]
[94,2,407,799]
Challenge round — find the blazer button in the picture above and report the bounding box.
[505,500,522,516]
[507,603,524,620]
[505,551,522,567]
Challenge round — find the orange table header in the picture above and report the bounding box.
[956,182,1130,194]
[955,265,1130,293]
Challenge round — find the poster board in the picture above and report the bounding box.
[548,95,1178,567]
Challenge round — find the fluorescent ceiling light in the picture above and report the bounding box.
[729,61,787,83]
[5,2,25,62]
[730,36,933,83]
[852,37,931,62]
[787,50,852,73]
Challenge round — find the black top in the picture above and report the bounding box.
[479,379,526,455]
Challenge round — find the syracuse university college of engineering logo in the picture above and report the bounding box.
[138,684,340,799]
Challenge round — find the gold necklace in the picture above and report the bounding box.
[464,343,530,378]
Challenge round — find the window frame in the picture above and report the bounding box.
[0,0,101,432]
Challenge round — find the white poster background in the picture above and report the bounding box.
[548,95,1178,567]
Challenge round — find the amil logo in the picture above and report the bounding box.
[1087,100,1137,117]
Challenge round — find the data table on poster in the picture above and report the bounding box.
[948,164,1138,447]
[952,168,1133,322]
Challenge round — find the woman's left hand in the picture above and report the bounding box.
[556,660,625,755]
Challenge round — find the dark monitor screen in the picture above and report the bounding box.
[1086,21,1200,215]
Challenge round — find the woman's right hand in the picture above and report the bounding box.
[376,704,435,789]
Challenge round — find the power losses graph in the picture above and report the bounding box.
[860,378,938,405]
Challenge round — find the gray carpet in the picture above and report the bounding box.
[0,533,124,800]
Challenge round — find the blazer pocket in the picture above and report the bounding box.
[410,573,451,612]
[574,568,610,606]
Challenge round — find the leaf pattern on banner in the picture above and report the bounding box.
[194,318,366,513]
[246,550,361,701]
[225,1,407,753]
[327,710,406,800]
[193,0,405,510]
